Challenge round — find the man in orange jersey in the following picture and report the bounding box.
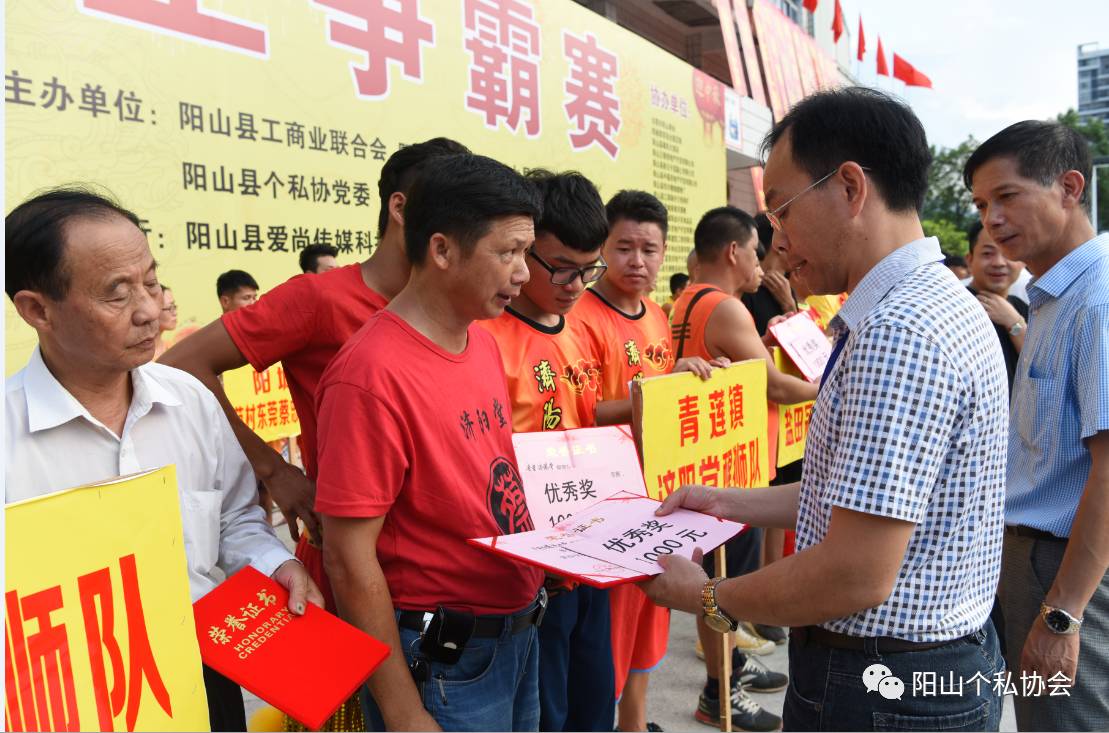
[480,169,614,732]
[573,190,692,732]
[670,206,817,730]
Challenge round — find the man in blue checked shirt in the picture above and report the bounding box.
[966,120,1109,732]
[643,88,1010,731]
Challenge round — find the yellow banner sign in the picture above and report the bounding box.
[222,363,301,442]
[772,347,814,467]
[4,466,209,732]
[636,360,770,500]
[4,0,726,375]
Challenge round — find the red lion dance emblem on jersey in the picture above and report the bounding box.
[487,457,534,534]
[643,341,674,372]
[560,357,602,396]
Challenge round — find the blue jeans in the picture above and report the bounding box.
[538,586,615,731]
[783,621,1005,731]
[361,606,541,731]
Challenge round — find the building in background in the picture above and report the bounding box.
[1078,42,1109,126]
[574,0,859,227]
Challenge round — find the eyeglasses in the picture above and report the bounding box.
[766,166,870,231]
[528,249,607,286]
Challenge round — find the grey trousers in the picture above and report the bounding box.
[998,533,1109,731]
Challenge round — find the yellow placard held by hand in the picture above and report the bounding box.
[223,364,301,443]
[772,347,815,468]
[635,359,770,500]
[5,466,210,732]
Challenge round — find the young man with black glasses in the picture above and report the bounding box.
[480,169,615,732]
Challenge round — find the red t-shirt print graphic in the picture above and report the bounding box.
[488,456,534,534]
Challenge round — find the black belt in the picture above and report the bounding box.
[398,595,546,638]
[1005,524,1066,542]
[790,625,977,653]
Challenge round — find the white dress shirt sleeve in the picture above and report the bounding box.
[207,392,294,578]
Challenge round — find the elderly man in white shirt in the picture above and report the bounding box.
[4,187,322,731]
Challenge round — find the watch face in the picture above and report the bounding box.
[704,613,735,634]
[1045,610,1071,633]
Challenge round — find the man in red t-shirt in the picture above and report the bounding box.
[316,154,545,733]
[162,137,468,548]
[163,136,469,733]
[479,170,616,732]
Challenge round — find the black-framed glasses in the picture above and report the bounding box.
[766,166,871,231]
[529,250,607,285]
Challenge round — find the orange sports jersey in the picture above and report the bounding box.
[672,283,779,478]
[669,283,731,362]
[575,288,674,401]
[479,307,603,433]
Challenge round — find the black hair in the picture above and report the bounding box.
[693,206,758,262]
[966,220,985,254]
[403,154,543,265]
[377,137,471,240]
[299,243,339,273]
[943,255,968,269]
[605,190,669,238]
[669,272,689,295]
[754,212,774,249]
[216,269,259,298]
[6,186,142,301]
[963,120,1092,204]
[524,169,608,252]
[761,86,932,214]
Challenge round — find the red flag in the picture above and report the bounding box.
[856,17,866,61]
[803,0,818,11]
[876,35,889,76]
[892,53,933,88]
[831,0,845,42]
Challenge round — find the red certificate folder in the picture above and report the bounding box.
[192,566,389,729]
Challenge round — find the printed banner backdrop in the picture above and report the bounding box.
[771,347,813,467]
[222,363,301,442]
[4,0,727,375]
[4,466,209,732]
[637,360,770,500]
[750,0,841,120]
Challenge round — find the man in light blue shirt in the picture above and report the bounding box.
[967,120,1109,731]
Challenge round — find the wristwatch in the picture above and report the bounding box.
[1009,320,1026,337]
[1040,603,1082,635]
[701,577,738,633]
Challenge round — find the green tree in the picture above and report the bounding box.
[923,136,978,232]
[1057,109,1109,233]
[923,218,968,256]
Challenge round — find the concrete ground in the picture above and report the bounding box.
[246,520,1017,732]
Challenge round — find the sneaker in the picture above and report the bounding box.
[753,624,787,645]
[695,687,782,731]
[646,724,664,732]
[733,653,788,694]
[733,623,776,656]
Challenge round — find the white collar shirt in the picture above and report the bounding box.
[5,347,292,601]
